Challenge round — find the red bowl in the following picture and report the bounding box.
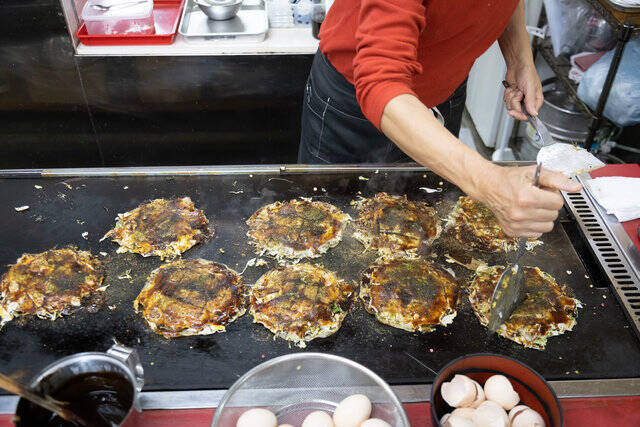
[430,353,563,426]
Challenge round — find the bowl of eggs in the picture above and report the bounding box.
[430,353,562,427]
[211,353,409,427]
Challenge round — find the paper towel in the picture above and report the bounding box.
[586,176,640,222]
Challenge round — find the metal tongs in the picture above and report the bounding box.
[487,163,542,335]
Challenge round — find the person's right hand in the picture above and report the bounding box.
[475,165,582,238]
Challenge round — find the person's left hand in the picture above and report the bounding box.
[503,62,543,120]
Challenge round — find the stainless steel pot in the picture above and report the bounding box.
[14,344,144,427]
[536,86,590,144]
[195,0,243,21]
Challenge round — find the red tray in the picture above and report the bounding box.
[76,0,185,46]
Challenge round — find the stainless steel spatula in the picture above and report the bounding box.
[487,163,542,335]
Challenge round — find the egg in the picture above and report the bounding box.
[465,380,486,408]
[360,419,391,427]
[509,406,545,427]
[441,374,477,408]
[442,415,475,427]
[333,394,372,427]
[451,407,475,420]
[236,408,277,427]
[483,375,520,410]
[508,405,530,422]
[303,411,335,427]
[472,400,509,427]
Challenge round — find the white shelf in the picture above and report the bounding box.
[75,27,319,56]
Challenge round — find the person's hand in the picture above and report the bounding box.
[503,62,543,120]
[476,165,582,238]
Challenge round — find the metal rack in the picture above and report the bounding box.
[536,0,639,147]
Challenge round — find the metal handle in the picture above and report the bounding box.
[107,344,145,393]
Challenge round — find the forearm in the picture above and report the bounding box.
[379,94,499,200]
[498,0,533,68]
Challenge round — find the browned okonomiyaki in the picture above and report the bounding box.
[249,263,356,347]
[134,259,246,338]
[246,198,350,260]
[0,247,106,329]
[445,196,541,253]
[102,197,212,261]
[360,257,459,332]
[469,265,582,350]
[351,192,441,257]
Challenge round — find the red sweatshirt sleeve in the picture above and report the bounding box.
[353,0,427,129]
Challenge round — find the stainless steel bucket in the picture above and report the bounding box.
[14,344,144,426]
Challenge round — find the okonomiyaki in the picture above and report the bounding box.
[249,264,356,347]
[446,196,541,253]
[102,197,212,261]
[134,259,246,338]
[0,247,106,328]
[469,265,582,350]
[360,257,459,332]
[352,193,441,257]
[246,199,350,260]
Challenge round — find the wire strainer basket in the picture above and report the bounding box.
[211,353,410,426]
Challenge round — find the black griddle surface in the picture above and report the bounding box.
[1,171,639,391]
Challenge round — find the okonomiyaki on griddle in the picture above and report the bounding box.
[102,197,212,261]
[0,247,106,328]
[246,198,350,260]
[469,265,582,350]
[351,193,441,257]
[360,257,459,332]
[249,264,356,347]
[445,196,540,253]
[134,258,246,338]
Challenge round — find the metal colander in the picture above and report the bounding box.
[211,353,410,426]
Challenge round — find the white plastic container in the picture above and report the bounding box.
[81,0,155,36]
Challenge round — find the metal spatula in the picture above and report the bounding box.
[502,80,554,149]
[487,163,542,335]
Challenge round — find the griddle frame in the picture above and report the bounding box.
[562,173,640,340]
[1,164,639,413]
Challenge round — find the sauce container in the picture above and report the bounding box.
[14,344,144,427]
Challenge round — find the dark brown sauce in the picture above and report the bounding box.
[14,372,133,427]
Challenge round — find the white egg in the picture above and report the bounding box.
[465,380,486,408]
[441,375,477,408]
[302,411,334,427]
[483,375,520,410]
[451,407,476,420]
[510,408,546,427]
[442,415,475,427]
[360,419,391,427]
[236,408,277,427]
[333,394,372,427]
[508,405,530,423]
[472,400,509,427]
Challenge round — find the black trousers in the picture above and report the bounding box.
[298,50,467,164]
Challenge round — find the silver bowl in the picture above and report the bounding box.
[195,0,242,20]
[211,353,410,426]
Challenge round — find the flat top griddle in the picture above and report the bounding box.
[1,169,639,392]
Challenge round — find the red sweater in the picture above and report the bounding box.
[319,0,518,128]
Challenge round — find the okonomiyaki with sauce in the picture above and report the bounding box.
[134,259,246,338]
[469,265,582,350]
[0,247,106,328]
[246,199,350,260]
[102,197,212,261]
[249,264,356,347]
[351,193,441,257]
[445,196,541,253]
[360,257,459,332]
